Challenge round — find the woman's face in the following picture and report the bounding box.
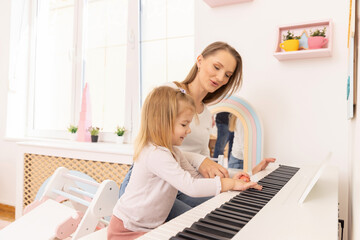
[196,50,237,93]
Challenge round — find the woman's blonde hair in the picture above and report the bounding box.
[182,41,243,104]
[133,86,196,160]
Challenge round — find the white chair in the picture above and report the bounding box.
[0,167,119,240]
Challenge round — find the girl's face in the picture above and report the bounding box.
[196,50,237,93]
[172,107,194,146]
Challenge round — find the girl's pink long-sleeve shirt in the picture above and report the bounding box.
[113,144,221,232]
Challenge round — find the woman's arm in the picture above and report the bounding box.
[252,158,276,175]
[181,151,229,178]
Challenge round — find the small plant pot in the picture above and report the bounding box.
[279,39,299,52]
[308,36,328,49]
[91,135,99,143]
[69,133,77,141]
[116,136,124,144]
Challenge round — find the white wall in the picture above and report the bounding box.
[195,0,350,238]
[0,0,357,238]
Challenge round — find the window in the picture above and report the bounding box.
[10,0,194,141]
[140,0,194,103]
[84,0,128,131]
[29,0,75,137]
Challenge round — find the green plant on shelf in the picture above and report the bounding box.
[283,30,300,41]
[67,124,78,134]
[115,126,126,136]
[88,126,101,136]
[310,27,326,37]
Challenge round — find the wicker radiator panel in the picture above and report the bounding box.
[23,153,131,209]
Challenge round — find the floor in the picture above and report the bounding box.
[0,204,15,230]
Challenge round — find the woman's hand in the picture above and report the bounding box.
[198,158,229,178]
[252,158,276,175]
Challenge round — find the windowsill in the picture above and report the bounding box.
[12,137,134,156]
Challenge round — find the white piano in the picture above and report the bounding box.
[137,163,339,240]
[80,163,339,240]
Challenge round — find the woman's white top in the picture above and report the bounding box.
[231,118,244,160]
[113,144,221,232]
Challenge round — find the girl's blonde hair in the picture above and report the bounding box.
[133,86,196,160]
[181,41,243,104]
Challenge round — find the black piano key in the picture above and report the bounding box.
[176,231,213,240]
[273,167,298,173]
[212,208,252,222]
[258,178,288,186]
[278,165,300,170]
[228,199,263,211]
[241,189,277,198]
[234,195,269,205]
[240,191,274,201]
[222,202,258,215]
[199,217,242,232]
[170,236,195,240]
[182,227,230,240]
[266,173,292,180]
[231,197,266,209]
[191,221,237,238]
[273,169,298,175]
[263,175,290,182]
[269,169,295,175]
[207,211,248,227]
[229,198,263,210]
[251,182,282,191]
[247,187,278,195]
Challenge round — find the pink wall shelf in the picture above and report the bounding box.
[273,20,333,61]
[203,0,253,8]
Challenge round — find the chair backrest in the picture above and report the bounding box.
[40,167,119,239]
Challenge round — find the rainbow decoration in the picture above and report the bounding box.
[209,96,263,173]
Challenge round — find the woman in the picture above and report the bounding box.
[120,41,275,220]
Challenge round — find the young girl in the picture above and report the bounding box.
[108,86,261,240]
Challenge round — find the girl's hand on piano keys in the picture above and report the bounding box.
[233,180,262,191]
[220,177,262,192]
[233,172,251,182]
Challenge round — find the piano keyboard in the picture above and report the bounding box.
[138,164,299,240]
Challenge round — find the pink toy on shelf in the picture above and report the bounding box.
[77,83,92,142]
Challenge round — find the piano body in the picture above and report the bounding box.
[138,163,339,240]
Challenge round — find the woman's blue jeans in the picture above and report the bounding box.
[228,153,244,169]
[119,165,211,222]
[213,123,234,158]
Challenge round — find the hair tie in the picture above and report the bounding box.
[179,88,187,94]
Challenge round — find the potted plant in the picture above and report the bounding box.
[279,30,300,52]
[88,126,101,142]
[115,126,126,144]
[67,124,78,141]
[308,27,328,49]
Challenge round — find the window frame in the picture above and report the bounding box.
[26,0,141,142]
[24,0,192,143]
